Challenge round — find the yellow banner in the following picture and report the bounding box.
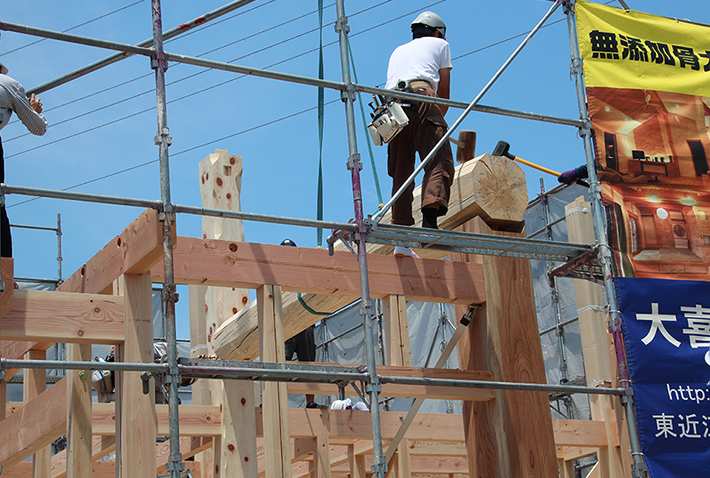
[576,0,710,97]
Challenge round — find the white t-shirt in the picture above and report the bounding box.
[385,36,452,94]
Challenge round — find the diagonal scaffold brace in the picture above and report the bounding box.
[383,305,480,469]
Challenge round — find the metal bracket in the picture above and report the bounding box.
[164,457,186,473]
[334,15,350,34]
[346,152,362,171]
[151,50,169,71]
[154,127,173,146]
[365,381,382,394]
[340,86,357,104]
[548,245,603,285]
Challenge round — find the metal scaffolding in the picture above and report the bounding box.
[0,1,647,477]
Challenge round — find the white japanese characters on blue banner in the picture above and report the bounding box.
[616,277,710,477]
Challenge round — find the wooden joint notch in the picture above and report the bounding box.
[58,208,173,295]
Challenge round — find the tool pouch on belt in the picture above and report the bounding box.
[367,94,409,146]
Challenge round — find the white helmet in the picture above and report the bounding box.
[411,11,446,38]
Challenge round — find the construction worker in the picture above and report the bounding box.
[385,11,455,258]
[0,63,48,257]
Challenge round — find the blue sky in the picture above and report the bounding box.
[1,0,708,337]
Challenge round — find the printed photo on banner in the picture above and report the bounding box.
[576,0,710,281]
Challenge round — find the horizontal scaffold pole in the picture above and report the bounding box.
[0,357,626,397]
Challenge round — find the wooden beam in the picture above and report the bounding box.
[553,419,609,448]
[453,217,558,477]
[209,243,484,362]
[260,409,466,442]
[0,209,169,383]
[24,349,51,477]
[157,238,484,305]
[0,340,54,380]
[286,365,495,401]
[314,436,331,478]
[1,289,124,344]
[348,444,367,478]
[66,344,92,478]
[50,435,116,478]
[156,437,213,475]
[5,460,202,478]
[1,257,13,317]
[91,403,222,437]
[117,273,157,478]
[258,285,291,478]
[566,196,630,478]
[0,379,67,470]
[58,208,169,295]
[221,380,258,477]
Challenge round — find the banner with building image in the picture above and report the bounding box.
[576,0,710,281]
[616,277,710,476]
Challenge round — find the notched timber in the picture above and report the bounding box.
[58,208,171,294]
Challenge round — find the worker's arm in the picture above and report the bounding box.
[437,67,451,116]
[5,78,47,135]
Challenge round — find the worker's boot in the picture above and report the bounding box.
[422,207,439,229]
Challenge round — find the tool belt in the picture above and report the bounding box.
[406,80,433,91]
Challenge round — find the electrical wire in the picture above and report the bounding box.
[1,0,331,142]
[7,0,573,203]
[3,0,409,155]
[1,0,146,55]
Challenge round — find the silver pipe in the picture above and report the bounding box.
[0,358,626,396]
[539,316,580,336]
[333,1,386,476]
[356,83,584,128]
[564,3,646,476]
[150,2,182,476]
[2,184,162,209]
[372,0,562,224]
[26,0,258,95]
[173,203,355,232]
[57,213,63,282]
[0,21,154,57]
[2,184,358,232]
[164,51,344,91]
[9,19,587,131]
[7,223,58,232]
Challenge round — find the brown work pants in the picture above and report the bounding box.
[387,86,454,226]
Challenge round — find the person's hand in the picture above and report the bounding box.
[29,93,43,114]
[558,169,577,185]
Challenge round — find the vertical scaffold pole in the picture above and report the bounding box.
[333,1,386,476]
[564,2,647,477]
[150,1,183,477]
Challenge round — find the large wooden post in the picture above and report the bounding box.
[66,343,92,478]
[118,272,156,477]
[453,217,558,477]
[191,149,251,478]
[258,284,291,478]
[382,295,412,478]
[24,349,50,477]
[565,197,630,477]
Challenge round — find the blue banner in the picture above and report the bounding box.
[616,277,710,476]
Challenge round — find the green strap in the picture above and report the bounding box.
[346,36,384,206]
[297,292,331,316]
[316,0,325,247]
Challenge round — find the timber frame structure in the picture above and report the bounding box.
[0,1,649,477]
